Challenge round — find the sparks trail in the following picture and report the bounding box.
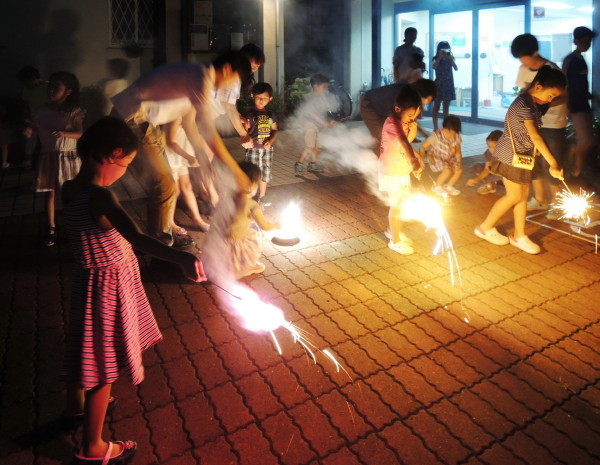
[553,186,594,225]
[212,281,351,377]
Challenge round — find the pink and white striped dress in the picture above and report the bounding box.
[62,185,162,390]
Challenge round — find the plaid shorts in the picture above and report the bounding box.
[245,147,274,183]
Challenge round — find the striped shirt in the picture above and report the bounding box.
[493,93,541,167]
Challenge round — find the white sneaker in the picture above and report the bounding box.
[444,185,461,196]
[474,226,509,245]
[385,230,413,245]
[526,198,549,211]
[388,239,414,255]
[432,185,446,196]
[509,235,541,254]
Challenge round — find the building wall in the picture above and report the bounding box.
[0,0,159,102]
[349,0,372,98]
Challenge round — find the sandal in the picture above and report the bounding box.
[44,227,56,247]
[73,440,137,465]
[173,226,188,236]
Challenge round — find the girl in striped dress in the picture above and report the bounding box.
[474,66,565,254]
[61,117,205,464]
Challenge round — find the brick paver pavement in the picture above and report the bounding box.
[1,125,599,465]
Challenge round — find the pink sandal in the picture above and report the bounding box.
[173,226,188,236]
[73,440,137,465]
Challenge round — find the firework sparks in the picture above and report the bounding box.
[215,282,346,373]
[402,194,462,287]
[273,201,302,246]
[553,188,594,225]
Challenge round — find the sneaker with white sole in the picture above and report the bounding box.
[388,239,414,255]
[526,198,549,211]
[474,226,509,245]
[432,185,446,196]
[294,162,304,173]
[384,230,413,245]
[444,185,461,196]
[509,235,540,254]
[307,162,324,173]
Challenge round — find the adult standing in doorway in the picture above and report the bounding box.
[563,26,597,183]
[111,52,252,248]
[393,27,424,83]
[431,41,458,131]
[360,79,436,155]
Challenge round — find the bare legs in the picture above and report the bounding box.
[258,180,267,200]
[298,147,320,164]
[432,100,451,131]
[46,190,56,230]
[435,167,463,189]
[176,174,210,231]
[388,205,403,243]
[68,384,123,459]
[480,177,529,238]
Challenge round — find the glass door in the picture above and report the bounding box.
[432,11,473,118]
[478,5,526,121]
[392,10,430,86]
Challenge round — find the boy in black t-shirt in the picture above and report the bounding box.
[243,82,279,206]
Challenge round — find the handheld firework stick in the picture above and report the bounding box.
[552,178,594,225]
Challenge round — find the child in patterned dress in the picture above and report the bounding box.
[379,86,424,255]
[27,72,84,246]
[420,115,463,196]
[224,161,280,277]
[61,117,205,464]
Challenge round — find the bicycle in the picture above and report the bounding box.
[327,80,353,121]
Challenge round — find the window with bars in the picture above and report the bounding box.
[109,0,154,47]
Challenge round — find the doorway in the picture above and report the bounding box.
[477,5,526,121]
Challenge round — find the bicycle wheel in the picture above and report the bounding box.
[328,85,353,120]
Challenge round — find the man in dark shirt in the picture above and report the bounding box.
[359,79,436,154]
[563,26,597,178]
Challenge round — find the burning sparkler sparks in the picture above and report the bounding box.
[553,187,594,225]
[273,201,302,246]
[401,193,462,287]
[214,281,347,374]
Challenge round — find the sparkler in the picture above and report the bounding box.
[401,194,462,287]
[272,201,301,246]
[553,187,594,225]
[214,281,347,374]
